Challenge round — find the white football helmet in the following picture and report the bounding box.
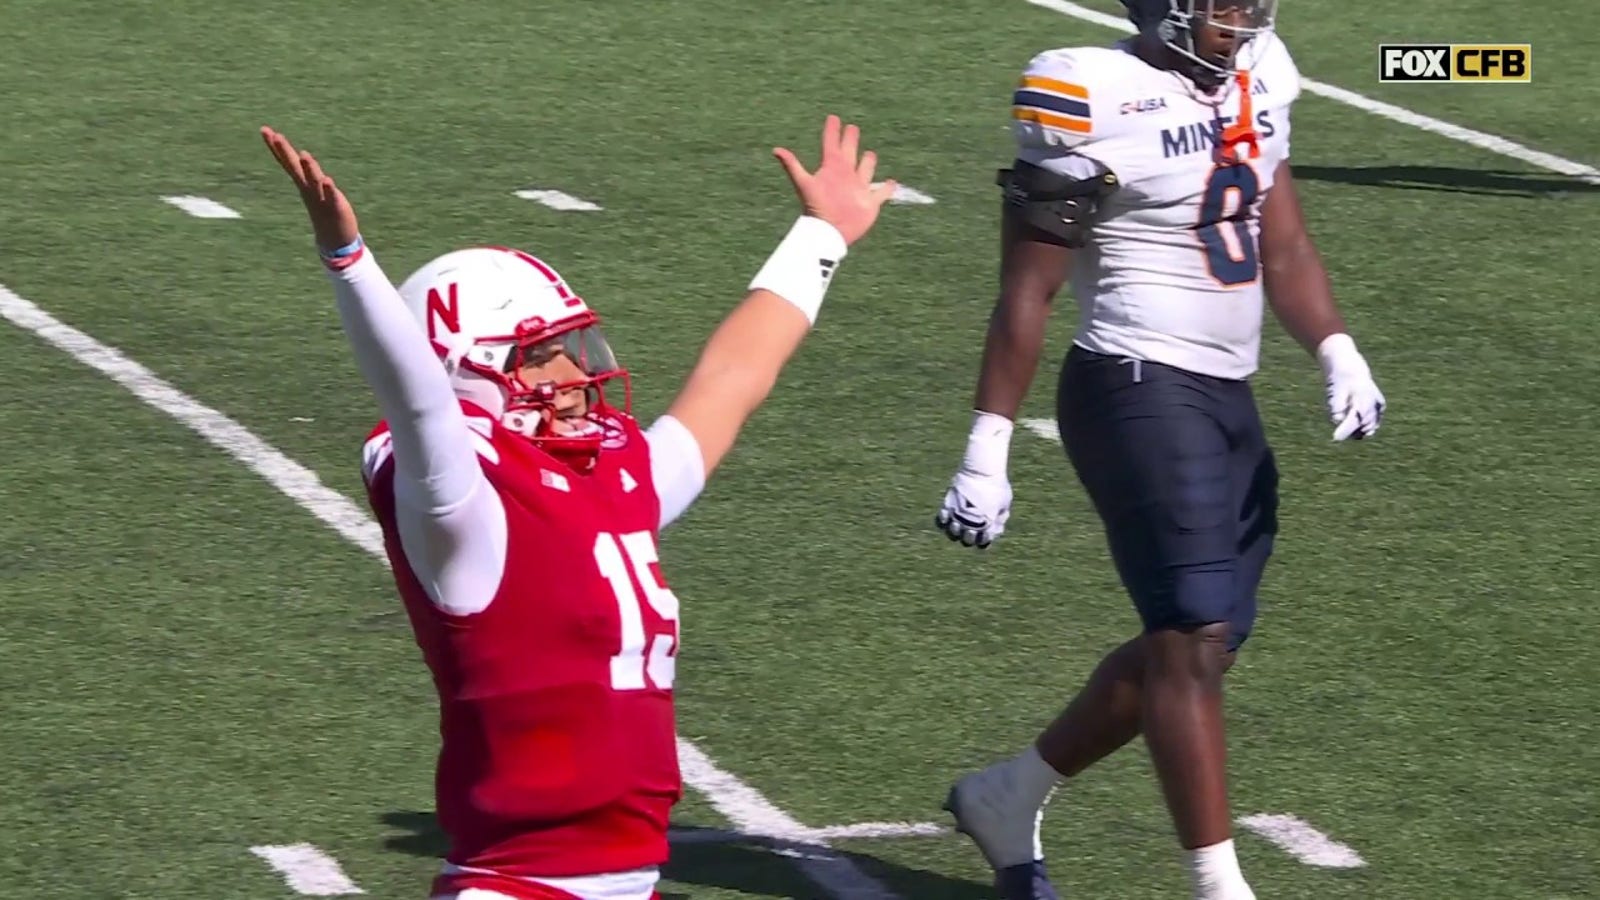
[397,245,629,469]
[1123,0,1278,87]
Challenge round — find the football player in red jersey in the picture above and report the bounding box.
[261,117,896,900]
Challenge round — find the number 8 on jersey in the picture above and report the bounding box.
[1198,163,1262,288]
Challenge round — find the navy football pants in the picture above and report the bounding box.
[1056,346,1279,652]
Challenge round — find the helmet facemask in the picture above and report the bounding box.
[1149,0,1278,89]
[459,311,631,471]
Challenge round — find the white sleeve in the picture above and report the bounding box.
[645,414,706,529]
[361,425,509,618]
[1011,49,1097,153]
[394,478,508,617]
[332,248,484,514]
[1011,49,1117,179]
[334,246,506,615]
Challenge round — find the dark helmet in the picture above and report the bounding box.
[1122,0,1279,87]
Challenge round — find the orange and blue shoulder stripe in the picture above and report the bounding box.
[1012,75,1092,134]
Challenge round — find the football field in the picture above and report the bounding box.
[2,1,1598,897]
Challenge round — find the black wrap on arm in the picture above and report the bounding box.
[996,159,1120,248]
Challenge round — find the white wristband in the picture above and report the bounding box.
[747,215,848,325]
[962,410,1014,477]
[1315,333,1366,376]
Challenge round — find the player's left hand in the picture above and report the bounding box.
[260,126,360,256]
[772,114,898,247]
[1317,334,1385,441]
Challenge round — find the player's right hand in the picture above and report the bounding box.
[935,470,1013,549]
[772,115,897,246]
[260,126,360,255]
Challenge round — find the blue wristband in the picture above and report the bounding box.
[320,235,364,260]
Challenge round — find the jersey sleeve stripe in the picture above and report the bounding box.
[1020,75,1090,100]
[1012,107,1092,134]
[1012,89,1090,119]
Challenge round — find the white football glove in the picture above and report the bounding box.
[935,412,1015,549]
[1317,333,1386,441]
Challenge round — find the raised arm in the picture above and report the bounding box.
[262,127,481,512]
[660,115,897,479]
[262,128,503,615]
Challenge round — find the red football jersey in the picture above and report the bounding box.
[364,401,682,881]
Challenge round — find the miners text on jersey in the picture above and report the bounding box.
[1161,110,1280,159]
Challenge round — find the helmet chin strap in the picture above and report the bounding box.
[440,336,516,424]
[439,340,609,467]
[501,408,541,438]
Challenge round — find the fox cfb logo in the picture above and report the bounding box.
[1379,44,1532,83]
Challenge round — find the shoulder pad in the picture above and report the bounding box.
[1244,33,1302,106]
[1012,49,1100,150]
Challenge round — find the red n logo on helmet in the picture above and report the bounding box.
[426,283,460,338]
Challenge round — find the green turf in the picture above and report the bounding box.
[1,0,1597,897]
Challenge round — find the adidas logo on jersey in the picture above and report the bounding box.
[620,469,638,494]
[541,469,571,492]
[820,258,837,281]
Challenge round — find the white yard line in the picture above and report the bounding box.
[808,821,947,840]
[250,844,365,896]
[677,739,902,898]
[666,822,944,843]
[1238,814,1368,868]
[162,195,242,218]
[0,286,384,553]
[881,183,938,205]
[513,189,603,211]
[1019,417,1063,443]
[1022,0,1600,184]
[0,281,905,900]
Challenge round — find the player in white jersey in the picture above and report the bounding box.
[933,2,1386,899]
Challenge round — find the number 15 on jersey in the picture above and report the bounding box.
[594,531,680,692]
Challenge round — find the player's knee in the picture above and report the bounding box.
[1144,621,1233,685]
[1223,597,1257,655]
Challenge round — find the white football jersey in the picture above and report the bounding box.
[1012,34,1302,380]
